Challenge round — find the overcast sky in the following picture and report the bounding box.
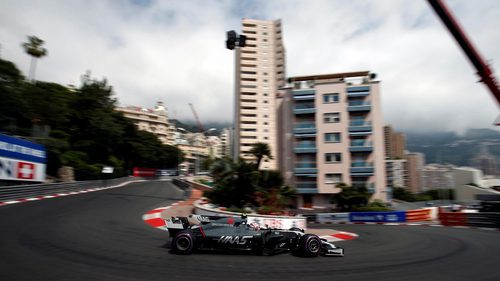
[0,0,499,133]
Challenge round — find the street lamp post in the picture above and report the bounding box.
[226,30,246,162]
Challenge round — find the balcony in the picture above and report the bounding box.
[293,89,315,100]
[348,100,371,112]
[348,120,372,136]
[294,142,317,153]
[349,140,373,152]
[296,182,318,194]
[347,86,370,97]
[294,162,317,175]
[350,161,374,176]
[294,122,316,135]
[293,103,316,115]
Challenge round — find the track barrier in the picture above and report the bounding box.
[406,209,432,222]
[438,207,500,228]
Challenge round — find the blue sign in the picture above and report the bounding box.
[0,134,46,163]
[349,211,406,223]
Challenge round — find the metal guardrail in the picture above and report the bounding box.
[172,179,191,190]
[0,177,146,202]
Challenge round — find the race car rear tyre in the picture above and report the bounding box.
[297,234,321,257]
[172,232,195,255]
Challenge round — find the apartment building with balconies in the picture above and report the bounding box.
[116,101,175,145]
[279,71,387,209]
[236,18,286,170]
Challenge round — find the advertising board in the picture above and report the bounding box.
[316,213,350,223]
[349,211,406,223]
[0,134,46,182]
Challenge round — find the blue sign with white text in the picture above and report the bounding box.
[349,211,406,223]
[0,134,46,163]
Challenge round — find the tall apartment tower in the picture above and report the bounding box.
[404,152,425,193]
[236,18,285,170]
[279,71,387,209]
[384,125,406,159]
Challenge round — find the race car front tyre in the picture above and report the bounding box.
[297,234,321,257]
[172,232,195,255]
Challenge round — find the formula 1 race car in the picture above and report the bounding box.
[165,215,344,257]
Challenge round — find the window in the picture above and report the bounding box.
[324,132,341,143]
[325,173,342,184]
[323,112,340,123]
[325,153,342,163]
[323,93,339,103]
[241,84,257,88]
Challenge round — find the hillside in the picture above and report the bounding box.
[405,128,500,166]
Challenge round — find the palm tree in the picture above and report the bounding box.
[249,142,273,169]
[22,36,48,81]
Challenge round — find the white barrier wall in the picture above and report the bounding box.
[194,200,307,230]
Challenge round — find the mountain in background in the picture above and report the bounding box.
[405,128,500,166]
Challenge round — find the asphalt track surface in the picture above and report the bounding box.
[1,180,499,281]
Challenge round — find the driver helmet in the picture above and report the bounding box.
[249,222,260,231]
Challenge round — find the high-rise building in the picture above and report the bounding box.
[404,152,425,193]
[472,144,498,176]
[279,71,387,209]
[116,101,175,145]
[235,18,286,170]
[384,125,406,159]
[219,128,232,158]
[386,159,407,189]
[423,163,455,190]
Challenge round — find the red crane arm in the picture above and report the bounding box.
[189,103,205,133]
[428,0,500,105]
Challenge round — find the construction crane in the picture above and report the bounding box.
[188,103,205,133]
[428,0,500,106]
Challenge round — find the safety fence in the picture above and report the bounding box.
[0,177,150,202]
[439,208,500,228]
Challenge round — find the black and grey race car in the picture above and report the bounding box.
[165,215,344,257]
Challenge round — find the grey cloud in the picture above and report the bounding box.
[0,0,498,132]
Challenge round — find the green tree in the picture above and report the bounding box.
[206,157,259,208]
[0,59,27,134]
[249,142,273,169]
[392,187,416,202]
[333,183,371,211]
[22,81,73,132]
[206,158,296,213]
[22,36,48,81]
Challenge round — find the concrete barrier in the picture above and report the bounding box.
[406,208,433,222]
